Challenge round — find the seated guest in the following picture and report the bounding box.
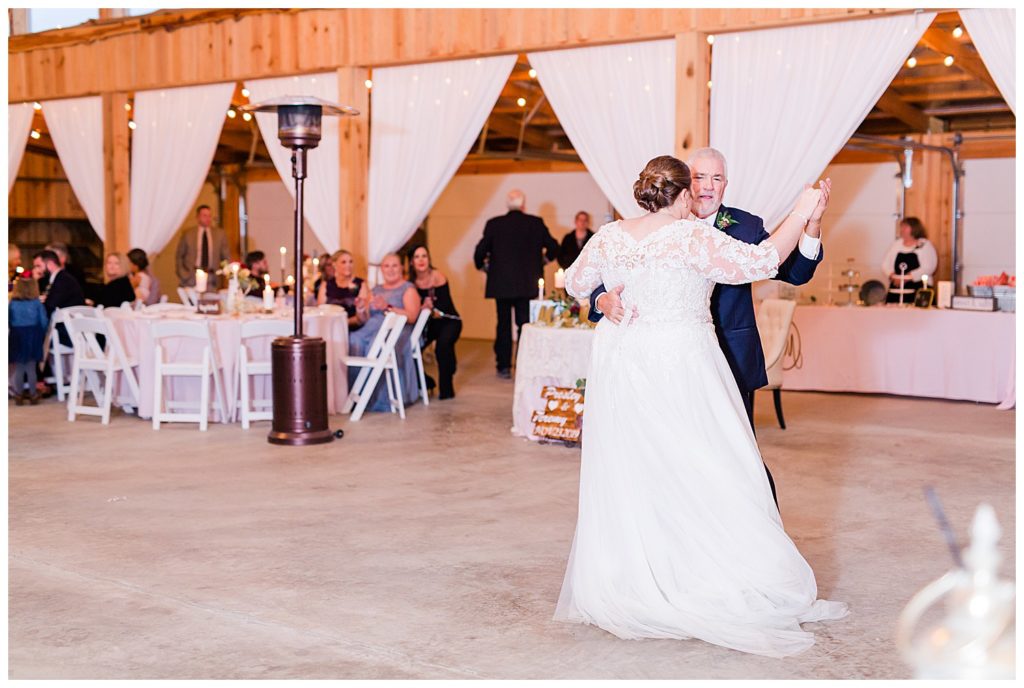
[127,248,161,306]
[318,249,370,330]
[347,253,421,412]
[408,243,462,400]
[246,250,270,281]
[37,249,85,346]
[94,253,136,308]
[557,210,595,269]
[312,252,334,295]
[45,242,88,294]
[881,217,938,303]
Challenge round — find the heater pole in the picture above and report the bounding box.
[292,148,307,339]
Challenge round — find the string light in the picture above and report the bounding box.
[707,80,713,89]
[242,111,252,122]
[241,87,250,98]
[528,68,537,78]
[227,108,237,118]
[364,79,373,89]
[29,130,41,140]
[32,102,42,111]
[944,55,955,67]
[516,97,526,107]
[707,35,715,45]
[952,25,963,38]
[128,120,136,130]
[906,56,917,68]
[124,102,132,111]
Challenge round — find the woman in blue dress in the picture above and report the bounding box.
[347,253,421,412]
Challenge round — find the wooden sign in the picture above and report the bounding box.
[531,385,585,444]
[196,293,222,315]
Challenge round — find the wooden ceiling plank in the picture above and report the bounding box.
[874,90,942,132]
[919,27,998,91]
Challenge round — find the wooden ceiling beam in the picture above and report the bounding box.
[892,72,975,88]
[874,90,943,132]
[481,114,555,149]
[919,27,998,91]
[903,87,1001,103]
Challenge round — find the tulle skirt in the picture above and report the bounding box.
[553,318,848,658]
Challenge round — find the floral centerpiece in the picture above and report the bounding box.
[216,260,264,295]
[537,289,596,329]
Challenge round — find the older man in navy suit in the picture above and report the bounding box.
[588,148,829,507]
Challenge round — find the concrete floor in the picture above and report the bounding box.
[7,339,1016,679]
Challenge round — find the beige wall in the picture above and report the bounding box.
[245,179,327,272]
[428,171,611,340]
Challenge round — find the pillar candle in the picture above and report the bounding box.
[263,283,275,311]
[538,278,544,301]
[195,269,207,292]
[554,268,565,289]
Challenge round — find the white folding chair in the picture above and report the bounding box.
[755,298,798,430]
[144,302,193,314]
[343,312,408,422]
[235,319,292,429]
[177,286,198,308]
[42,305,101,401]
[65,316,140,424]
[409,308,432,407]
[151,320,228,431]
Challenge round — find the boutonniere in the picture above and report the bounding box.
[715,209,737,230]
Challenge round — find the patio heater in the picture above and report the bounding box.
[241,96,359,445]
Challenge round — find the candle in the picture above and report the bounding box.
[922,274,929,289]
[263,282,275,311]
[231,261,240,278]
[279,246,287,271]
[538,277,545,301]
[285,275,295,287]
[554,268,565,289]
[195,269,207,293]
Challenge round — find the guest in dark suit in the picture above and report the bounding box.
[557,211,596,269]
[37,249,85,346]
[587,148,829,507]
[45,242,88,294]
[474,189,559,378]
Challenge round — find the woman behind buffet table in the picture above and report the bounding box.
[881,217,937,303]
[347,253,421,412]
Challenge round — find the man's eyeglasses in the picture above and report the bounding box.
[693,174,726,184]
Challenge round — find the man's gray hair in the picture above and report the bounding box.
[686,147,728,179]
[506,189,526,211]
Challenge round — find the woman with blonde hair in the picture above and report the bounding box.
[95,252,136,308]
[318,249,371,330]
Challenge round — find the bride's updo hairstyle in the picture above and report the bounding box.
[633,155,692,213]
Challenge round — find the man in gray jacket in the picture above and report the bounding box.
[176,205,229,287]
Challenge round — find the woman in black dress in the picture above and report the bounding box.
[408,244,462,400]
[96,253,136,308]
[317,249,370,330]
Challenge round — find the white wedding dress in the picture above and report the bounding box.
[556,218,848,658]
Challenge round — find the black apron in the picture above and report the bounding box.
[886,250,922,303]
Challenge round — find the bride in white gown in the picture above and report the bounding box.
[556,155,848,658]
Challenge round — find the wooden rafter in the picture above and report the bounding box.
[919,27,998,91]
[874,91,939,132]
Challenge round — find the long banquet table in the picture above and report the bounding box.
[107,308,349,421]
[784,305,1015,405]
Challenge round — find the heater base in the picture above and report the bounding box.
[268,335,334,447]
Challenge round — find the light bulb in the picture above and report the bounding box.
[944,55,954,67]
[128,120,136,130]
[906,56,917,68]
[707,35,715,45]
[242,112,252,122]
[124,102,132,111]
[528,68,537,78]
[364,79,373,89]
[241,87,250,98]
[517,97,526,107]
[227,108,236,118]
[32,102,42,111]
[952,25,963,38]
[30,130,41,140]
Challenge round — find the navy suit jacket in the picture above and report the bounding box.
[588,206,823,392]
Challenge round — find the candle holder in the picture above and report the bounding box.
[242,95,359,446]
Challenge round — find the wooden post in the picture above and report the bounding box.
[102,92,131,256]
[902,132,954,282]
[8,8,28,35]
[219,164,242,260]
[337,67,370,275]
[674,32,711,162]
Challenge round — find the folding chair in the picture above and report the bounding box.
[235,319,292,429]
[65,316,140,424]
[151,319,228,431]
[408,308,432,407]
[43,305,101,401]
[342,312,408,422]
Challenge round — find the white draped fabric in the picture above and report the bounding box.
[367,55,516,277]
[245,72,341,254]
[960,9,1016,115]
[528,41,675,219]
[9,103,35,192]
[710,13,935,230]
[43,97,106,240]
[129,82,234,254]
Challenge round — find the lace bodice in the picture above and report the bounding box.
[565,219,780,325]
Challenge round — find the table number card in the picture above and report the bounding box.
[197,294,222,315]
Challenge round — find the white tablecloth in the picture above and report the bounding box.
[512,323,594,439]
[784,305,1015,405]
[108,309,349,420]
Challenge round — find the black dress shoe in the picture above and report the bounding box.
[497,368,512,379]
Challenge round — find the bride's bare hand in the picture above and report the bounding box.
[794,185,822,218]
